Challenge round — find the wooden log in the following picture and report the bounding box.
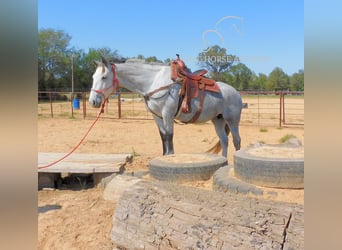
[111,180,304,249]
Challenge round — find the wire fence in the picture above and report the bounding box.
[38,91,304,127]
[239,91,304,127]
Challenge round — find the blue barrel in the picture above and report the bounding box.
[73,98,80,109]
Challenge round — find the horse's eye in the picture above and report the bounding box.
[102,76,107,80]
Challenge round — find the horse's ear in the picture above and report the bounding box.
[101,56,109,67]
[93,60,100,67]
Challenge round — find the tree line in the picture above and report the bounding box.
[38,28,303,93]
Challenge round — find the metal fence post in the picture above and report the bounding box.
[49,92,53,118]
[257,94,260,126]
[82,92,86,119]
[118,93,122,119]
[279,91,283,127]
[70,92,74,118]
[282,92,286,125]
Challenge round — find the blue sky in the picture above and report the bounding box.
[38,0,303,75]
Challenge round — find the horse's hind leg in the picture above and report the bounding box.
[212,116,229,157]
[226,118,241,151]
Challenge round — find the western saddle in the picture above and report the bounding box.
[171,54,220,122]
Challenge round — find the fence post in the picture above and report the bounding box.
[257,94,260,126]
[118,93,122,119]
[282,92,285,125]
[70,92,74,118]
[49,92,53,118]
[82,92,86,119]
[279,91,282,127]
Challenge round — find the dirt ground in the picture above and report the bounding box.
[38,117,304,249]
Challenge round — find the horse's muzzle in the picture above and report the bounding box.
[89,97,102,108]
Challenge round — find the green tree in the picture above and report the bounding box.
[164,58,172,65]
[289,69,304,91]
[266,67,289,91]
[38,28,122,92]
[250,73,268,90]
[38,28,72,91]
[78,47,120,91]
[197,45,239,81]
[226,63,253,90]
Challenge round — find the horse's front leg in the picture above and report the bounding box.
[159,132,174,155]
[151,86,180,155]
[152,114,175,155]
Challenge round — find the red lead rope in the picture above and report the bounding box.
[38,99,107,169]
[39,64,118,169]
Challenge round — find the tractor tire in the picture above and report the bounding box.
[234,148,304,189]
[149,153,227,182]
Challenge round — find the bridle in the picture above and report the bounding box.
[91,64,119,99]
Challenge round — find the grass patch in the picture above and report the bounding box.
[259,128,268,132]
[58,112,70,118]
[279,134,297,143]
[131,147,141,158]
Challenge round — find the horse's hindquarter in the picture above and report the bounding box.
[217,82,243,111]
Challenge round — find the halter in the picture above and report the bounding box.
[91,64,119,99]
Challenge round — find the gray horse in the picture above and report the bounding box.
[89,57,242,158]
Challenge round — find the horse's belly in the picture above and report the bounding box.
[176,94,223,123]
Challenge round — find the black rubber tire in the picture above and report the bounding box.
[234,149,304,189]
[149,153,227,182]
[213,165,264,196]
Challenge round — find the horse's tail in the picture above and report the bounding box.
[206,124,230,154]
[206,141,222,154]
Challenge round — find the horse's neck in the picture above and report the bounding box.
[116,63,173,95]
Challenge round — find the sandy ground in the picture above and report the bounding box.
[38,117,304,249]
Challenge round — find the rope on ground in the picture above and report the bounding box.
[38,100,107,169]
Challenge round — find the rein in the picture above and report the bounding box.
[38,100,107,169]
[39,65,120,169]
[144,81,184,121]
[145,82,177,98]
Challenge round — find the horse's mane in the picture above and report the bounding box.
[125,58,168,66]
[108,57,126,64]
[106,57,169,67]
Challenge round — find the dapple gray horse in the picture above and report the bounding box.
[89,57,242,158]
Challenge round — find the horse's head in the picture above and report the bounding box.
[89,57,118,108]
